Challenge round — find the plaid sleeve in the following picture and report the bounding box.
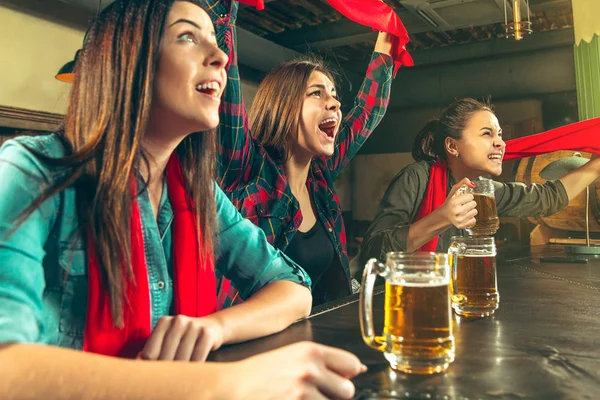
[326,52,394,180]
[213,1,257,192]
[213,184,311,304]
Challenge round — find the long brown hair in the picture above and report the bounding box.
[14,0,216,327]
[412,98,493,162]
[249,56,336,163]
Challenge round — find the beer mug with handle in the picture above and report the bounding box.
[448,236,499,318]
[461,178,499,236]
[359,252,455,374]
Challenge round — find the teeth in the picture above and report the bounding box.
[319,118,337,126]
[196,81,220,91]
[488,154,502,159]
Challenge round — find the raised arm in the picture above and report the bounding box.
[213,1,257,191]
[497,157,600,217]
[326,32,394,180]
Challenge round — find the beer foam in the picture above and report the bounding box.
[390,276,449,287]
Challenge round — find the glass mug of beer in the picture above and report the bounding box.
[448,236,499,318]
[460,178,499,236]
[359,252,455,374]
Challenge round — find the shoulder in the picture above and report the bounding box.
[390,160,431,186]
[0,133,67,181]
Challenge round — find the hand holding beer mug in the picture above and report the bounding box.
[459,178,499,236]
[359,253,455,374]
[448,236,499,318]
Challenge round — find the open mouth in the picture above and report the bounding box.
[318,118,337,139]
[196,81,220,98]
[488,153,503,162]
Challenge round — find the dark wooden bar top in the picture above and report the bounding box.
[211,245,600,399]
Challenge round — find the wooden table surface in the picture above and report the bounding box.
[211,245,600,399]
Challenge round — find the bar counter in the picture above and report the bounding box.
[211,245,600,399]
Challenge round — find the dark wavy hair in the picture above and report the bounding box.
[412,98,494,162]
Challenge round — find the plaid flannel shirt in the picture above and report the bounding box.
[211,0,393,307]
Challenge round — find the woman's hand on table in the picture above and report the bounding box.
[231,341,366,400]
[139,315,224,362]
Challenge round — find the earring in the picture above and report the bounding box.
[455,153,460,159]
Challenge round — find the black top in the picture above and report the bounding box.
[285,221,335,291]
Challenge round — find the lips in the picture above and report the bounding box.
[195,80,222,98]
[318,117,338,139]
[488,153,503,162]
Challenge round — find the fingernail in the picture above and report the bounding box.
[360,363,368,373]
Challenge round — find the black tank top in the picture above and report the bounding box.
[285,221,335,290]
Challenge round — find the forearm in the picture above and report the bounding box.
[206,281,311,345]
[374,32,393,56]
[559,158,600,202]
[406,210,451,252]
[0,343,230,400]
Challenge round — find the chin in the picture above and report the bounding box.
[489,167,503,176]
[321,148,335,158]
[194,117,219,132]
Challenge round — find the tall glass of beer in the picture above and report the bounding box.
[448,236,499,318]
[463,178,499,236]
[359,252,454,374]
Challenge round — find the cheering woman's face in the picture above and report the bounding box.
[150,1,228,135]
[295,71,342,158]
[451,110,506,177]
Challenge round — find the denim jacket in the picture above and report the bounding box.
[0,134,310,349]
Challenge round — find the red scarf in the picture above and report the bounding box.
[238,0,264,10]
[238,0,413,75]
[415,117,600,252]
[84,156,216,357]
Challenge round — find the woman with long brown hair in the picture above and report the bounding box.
[0,1,366,398]
[215,1,398,306]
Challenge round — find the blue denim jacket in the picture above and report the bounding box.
[0,134,310,349]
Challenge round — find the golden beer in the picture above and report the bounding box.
[360,253,454,374]
[452,254,499,317]
[467,193,499,236]
[383,279,454,374]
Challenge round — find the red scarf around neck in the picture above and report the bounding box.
[237,0,414,75]
[84,156,216,357]
[415,117,600,252]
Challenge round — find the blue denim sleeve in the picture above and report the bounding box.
[213,183,311,300]
[0,138,58,343]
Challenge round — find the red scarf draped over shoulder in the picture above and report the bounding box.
[83,156,216,358]
[238,0,414,75]
[415,117,600,252]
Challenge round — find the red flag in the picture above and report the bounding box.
[323,0,413,75]
[237,0,264,11]
[238,0,413,75]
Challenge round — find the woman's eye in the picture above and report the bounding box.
[178,32,195,43]
[309,90,321,97]
[482,131,491,136]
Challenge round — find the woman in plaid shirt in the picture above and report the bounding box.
[214,1,395,306]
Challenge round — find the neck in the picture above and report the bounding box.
[284,151,312,194]
[446,157,479,182]
[141,126,187,189]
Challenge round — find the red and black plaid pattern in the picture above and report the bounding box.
[212,0,393,308]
